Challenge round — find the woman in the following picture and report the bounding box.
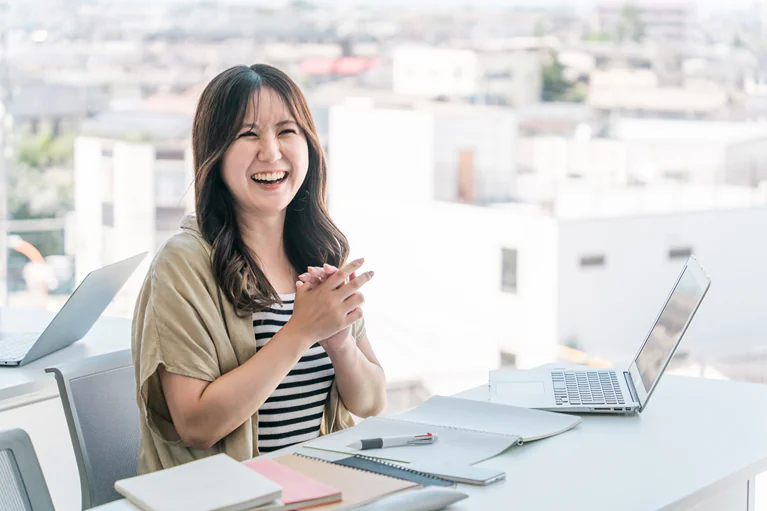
[131,64,386,473]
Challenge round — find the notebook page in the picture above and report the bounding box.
[304,416,520,465]
[393,395,581,441]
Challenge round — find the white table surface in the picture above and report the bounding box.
[0,307,131,403]
[94,375,767,511]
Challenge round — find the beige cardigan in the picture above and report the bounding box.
[131,216,359,474]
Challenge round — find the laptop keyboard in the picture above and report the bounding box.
[0,333,40,360]
[552,371,625,406]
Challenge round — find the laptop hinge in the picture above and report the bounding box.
[624,371,640,407]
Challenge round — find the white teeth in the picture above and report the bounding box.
[252,171,287,183]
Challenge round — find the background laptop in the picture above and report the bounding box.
[0,252,147,366]
[489,255,711,414]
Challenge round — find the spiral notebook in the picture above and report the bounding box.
[330,454,455,487]
[305,395,581,465]
[272,454,418,511]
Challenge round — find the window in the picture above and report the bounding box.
[102,203,114,227]
[668,247,693,260]
[155,148,185,161]
[580,255,605,268]
[501,248,518,293]
[155,206,186,231]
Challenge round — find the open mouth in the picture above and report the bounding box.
[251,171,289,185]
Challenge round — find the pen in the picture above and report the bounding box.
[346,433,438,450]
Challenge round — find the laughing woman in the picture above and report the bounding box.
[131,64,386,473]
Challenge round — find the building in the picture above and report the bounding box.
[517,118,767,193]
[530,185,767,368]
[326,102,767,393]
[8,82,107,136]
[595,3,696,43]
[588,69,728,119]
[477,49,543,107]
[327,99,517,206]
[73,110,193,316]
[331,184,767,392]
[516,102,595,137]
[612,118,767,187]
[392,46,480,100]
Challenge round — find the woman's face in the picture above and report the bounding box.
[221,86,309,218]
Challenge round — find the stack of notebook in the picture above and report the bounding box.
[114,452,439,511]
[267,454,420,510]
[245,458,343,510]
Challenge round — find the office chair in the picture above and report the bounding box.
[0,428,55,511]
[46,349,140,509]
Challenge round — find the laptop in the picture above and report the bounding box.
[489,255,711,414]
[0,252,147,366]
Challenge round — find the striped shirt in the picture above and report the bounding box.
[253,293,335,453]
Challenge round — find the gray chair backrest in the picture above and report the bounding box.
[0,428,55,511]
[46,349,140,509]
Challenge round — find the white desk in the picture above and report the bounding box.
[448,375,767,511]
[0,307,131,406]
[96,375,767,511]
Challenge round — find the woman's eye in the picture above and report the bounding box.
[280,129,297,135]
[239,131,257,138]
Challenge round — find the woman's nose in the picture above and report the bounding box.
[257,136,281,163]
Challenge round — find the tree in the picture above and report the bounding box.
[617,4,645,43]
[541,52,570,102]
[582,31,612,42]
[10,129,75,220]
[541,52,586,103]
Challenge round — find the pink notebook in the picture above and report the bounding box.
[245,458,342,509]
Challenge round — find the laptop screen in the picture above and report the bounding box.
[634,259,710,393]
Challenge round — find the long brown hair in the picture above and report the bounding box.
[192,64,349,315]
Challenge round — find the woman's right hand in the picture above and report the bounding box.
[288,258,373,345]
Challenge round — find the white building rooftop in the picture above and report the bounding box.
[614,118,767,144]
[500,183,767,220]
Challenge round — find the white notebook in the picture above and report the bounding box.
[115,454,283,511]
[305,395,581,465]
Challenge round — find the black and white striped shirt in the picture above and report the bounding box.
[253,293,334,453]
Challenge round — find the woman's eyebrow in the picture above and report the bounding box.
[240,120,297,130]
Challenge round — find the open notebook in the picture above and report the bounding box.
[305,395,581,465]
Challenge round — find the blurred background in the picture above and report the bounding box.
[0,0,767,415]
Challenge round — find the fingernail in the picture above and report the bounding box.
[357,258,365,264]
[368,270,375,277]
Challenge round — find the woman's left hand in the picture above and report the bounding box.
[297,264,359,352]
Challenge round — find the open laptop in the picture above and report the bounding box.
[0,252,147,366]
[489,255,711,414]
